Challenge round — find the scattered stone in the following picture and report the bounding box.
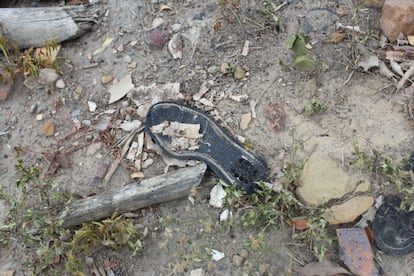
[108,74,134,104]
[220,62,231,74]
[0,81,12,102]
[86,142,102,156]
[1,270,15,276]
[303,8,339,39]
[88,101,97,112]
[297,150,364,206]
[36,114,43,121]
[142,158,154,169]
[75,85,83,94]
[71,109,81,118]
[220,209,231,221]
[101,74,113,85]
[358,54,379,72]
[189,268,204,276]
[123,55,132,63]
[37,102,48,113]
[150,17,165,30]
[117,44,124,52]
[381,0,414,42]
[128,62,137,69]
[145,29,170,49]
[30,103,38,113]
[38,68,58,84]
[239,248,249,259]
[323,196,374,224]
[42,121,55,136]
[240,112,252,131]
[259,263,271,274]
[241,40,250,56]
[172,23,181,32]
[209,184,226,208]
[298,260,352,276]
[55,79,65,89]
[232,254,244,266]
[234,66,246,79]
[23,76,37,90]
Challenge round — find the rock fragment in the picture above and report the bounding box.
[381,0,414,42]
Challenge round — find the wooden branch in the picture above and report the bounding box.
[56,163,207,228]
[0,6,94,48]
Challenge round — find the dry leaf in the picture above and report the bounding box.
[103,259,117,269]
[108,74,134,104]
[286,218,309,230]
[329,30,347,43]
[42,121,55,136]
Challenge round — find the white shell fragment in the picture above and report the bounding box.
[209,184,226,208]
[168,33,183,59]
[211,249,225,261]
[108,74,134,104]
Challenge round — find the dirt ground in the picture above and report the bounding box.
[1,0,414,275]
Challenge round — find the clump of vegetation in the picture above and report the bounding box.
[223,160,335,261]
[0,160,147,274]
[305,96,327,116]
[351,143,414,208]
[0,37,62,84]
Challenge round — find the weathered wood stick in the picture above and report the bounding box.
[56,163,207,228]
[0,6,93,48]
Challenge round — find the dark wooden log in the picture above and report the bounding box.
[0,6,94,48]
[55,163,207,228]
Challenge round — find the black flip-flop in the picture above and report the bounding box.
[371,195,414,255]
[145,101,268,194]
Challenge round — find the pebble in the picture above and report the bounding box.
[101,74,113,85]
[259,263,271,274]
[189,268,204,276]
[88,101,97,112]
[142,158,154,169]
[36,114,43,121]
[239,248,249,259]
[56,79,65,89]
[38,68,58,84]
[123,55,132,63]
[30,103,38,113]
[234,66,246,79]
[232,254,244,266]
[146,30,170,49]
[71,109,81,118]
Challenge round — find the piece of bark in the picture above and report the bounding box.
[56,163,207,228]
[0,6,94,49]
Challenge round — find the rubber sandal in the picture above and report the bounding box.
[145,101,268,194]
[371,195,414,255]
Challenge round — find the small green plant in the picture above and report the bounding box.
[351,143,414,208]
[305,96,327,115]
[0,160,147,274]
[0,37,62,84]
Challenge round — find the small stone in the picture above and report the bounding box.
[145,29,170,49]
[123,55,132,63]
[234,66,246,79]
[172,23,181,32]
[239,248,249,259]
[363,0,385,8]
[323,196,374,224]
[240,112,252,131]
[131,171,145,179]
[75,85,83,94]
[142,158,154,169]
[209,184,226,208]
[259,263,271,274]
[232,255,244,266]
[189,268,204,276]
[86,142,102,156]
[42,121,55,136]
[381,0,414,42]
[88,101,97,112]
[55,79,65,89]
[30,103,38,113]
[297,150,363,206]
[38,68,58,84]
[128,62,137,69]
[101,74,113,85]
[117,44,124,52]
[36,114,43,121]
[37,102,48,112]
[220,62,231,73]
